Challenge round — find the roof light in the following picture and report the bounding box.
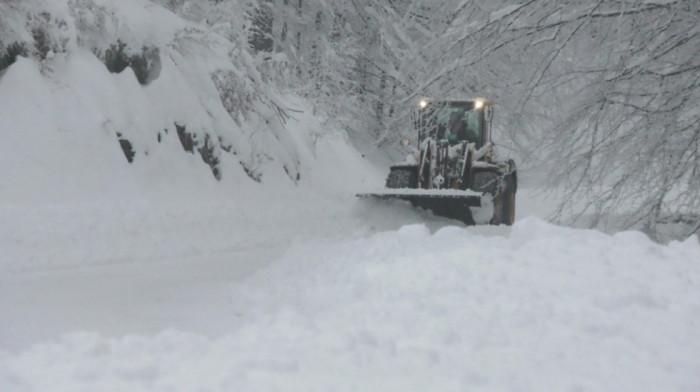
[474,99,484,109]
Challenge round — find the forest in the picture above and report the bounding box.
[1,0,698,240]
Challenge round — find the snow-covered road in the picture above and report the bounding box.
[0,185,445,350]
[0,247,278,350]
[1,188,698,391]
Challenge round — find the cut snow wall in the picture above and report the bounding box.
[0,0,320,200]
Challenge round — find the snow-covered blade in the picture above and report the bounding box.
[357,189,483,224]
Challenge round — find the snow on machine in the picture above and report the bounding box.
[358,99,517,225]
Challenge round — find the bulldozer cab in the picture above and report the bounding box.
[415,99,492,148]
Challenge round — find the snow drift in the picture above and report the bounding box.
[2,218,698,391]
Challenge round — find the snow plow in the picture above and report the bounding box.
[357,99,517,225]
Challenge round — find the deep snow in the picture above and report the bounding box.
[1,1,699,390]
[1,211,698,391]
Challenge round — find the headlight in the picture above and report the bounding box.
[474,99,484,109]
[419,99,428,108]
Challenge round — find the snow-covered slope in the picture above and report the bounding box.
[0,0,367,206]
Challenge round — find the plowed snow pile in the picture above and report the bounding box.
[2,217,698,392]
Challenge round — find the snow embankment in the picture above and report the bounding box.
[2,217,698,391]
[1,0,372,206]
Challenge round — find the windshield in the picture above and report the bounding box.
[418,102,482,145]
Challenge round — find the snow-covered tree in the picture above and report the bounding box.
[467,0,700,240]
[370,0,699,240]
[3,0,695,239]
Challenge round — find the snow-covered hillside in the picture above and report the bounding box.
[0,0,350,205]
[1,1,699,391]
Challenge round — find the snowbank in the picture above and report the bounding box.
[2,217,698,391]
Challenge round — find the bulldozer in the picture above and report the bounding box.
[357,99,517,225]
